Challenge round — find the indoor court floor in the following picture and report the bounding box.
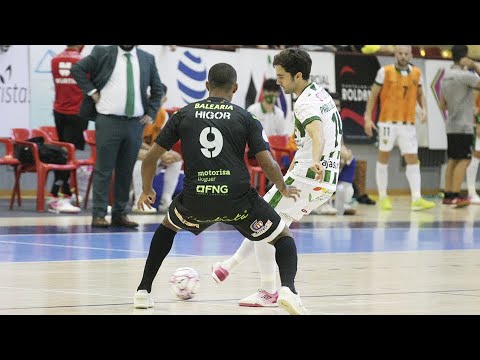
[0,195,479,315]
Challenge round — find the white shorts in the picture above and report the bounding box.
[263,168,337,226]
[377,122,418,155]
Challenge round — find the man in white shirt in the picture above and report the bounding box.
[247,79,288,137]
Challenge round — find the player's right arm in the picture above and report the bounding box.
[138,108,181,210]
[138,143,167,211]
[364,83,381,137]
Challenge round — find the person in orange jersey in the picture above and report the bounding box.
[364,45,435,211]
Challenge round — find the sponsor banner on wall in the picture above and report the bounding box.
[155,47,335,137]
[309,51,336,95]
[424,59,450,150]
[29,45,95,130]
[155,46,241,109]
[335,53,380,144]
[0,45,30,136]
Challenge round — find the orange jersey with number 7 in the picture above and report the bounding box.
[377,64,422,124]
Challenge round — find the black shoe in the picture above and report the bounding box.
[111,215,139,228]
[357,194,376,205]
[92,216,110,227]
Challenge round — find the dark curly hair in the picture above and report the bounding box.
[272,48,312,80]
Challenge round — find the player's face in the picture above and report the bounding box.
[395,46,412,68]
[274,65,296,94]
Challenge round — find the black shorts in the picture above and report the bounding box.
[53,111,89,150]
[166,191,285,242]
[447,133,473,160]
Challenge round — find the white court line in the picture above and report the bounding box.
[0,285,131,300]
[0,239,148,254]
[0,239,199,257]
[0,228,242,238]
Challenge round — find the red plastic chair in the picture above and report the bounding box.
[268,135,295,174]
[244,147,275,196]
[39,126,59,141]
[82,130,96,209]
[10,128,79,212]
[0,137,21,205]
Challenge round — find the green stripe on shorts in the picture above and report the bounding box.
[268,176,294,209]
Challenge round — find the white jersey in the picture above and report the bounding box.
[292,82,342,186]
[247,102,287,136]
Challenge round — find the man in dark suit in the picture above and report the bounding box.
[71,45,163,228]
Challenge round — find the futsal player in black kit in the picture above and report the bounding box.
[133,63,308,315]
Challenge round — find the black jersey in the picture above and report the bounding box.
[155,96,269,216]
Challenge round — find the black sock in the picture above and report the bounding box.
[274,236,297,294]
[445,192,454,199]
[50,185,60,197]
[137,224,176,293]
[62,184,72,197]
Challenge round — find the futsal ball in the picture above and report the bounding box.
[169,267,200,300]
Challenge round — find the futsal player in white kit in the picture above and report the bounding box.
[212,48,343,307]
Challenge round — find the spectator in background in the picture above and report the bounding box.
[247,79,288,137]
[48,45,86,213]
[440,45,480,207]
[131,84,183,214]
[465,92,480,204]
[71,45,163,228]
[364,45,435,211]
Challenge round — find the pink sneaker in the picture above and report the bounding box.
[211,262,229,284]
[239,289,279,307]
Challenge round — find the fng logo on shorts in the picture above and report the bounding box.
[196,185,228,194]
[250,219,273,238]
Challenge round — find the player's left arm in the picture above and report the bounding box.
[305,120,325,181]
[417,73,427,123]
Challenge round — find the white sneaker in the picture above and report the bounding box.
[48,198,81,213]
[133,290,154,309]
[277,286,308,315]
[469,194,480,205]
[239,289,278,307]
[312,202,338,215]
[157,204,169,214]
[131,205,157,214]
[69,193,83,206]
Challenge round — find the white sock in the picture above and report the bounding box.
[222,239,254,271]
[132,160,143,203]
[406,163,421,201]
[254,241,277,294]
[466,157,480,197]
[339,181,354,203]
[160,161,182,206]
[376,162,388,199]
